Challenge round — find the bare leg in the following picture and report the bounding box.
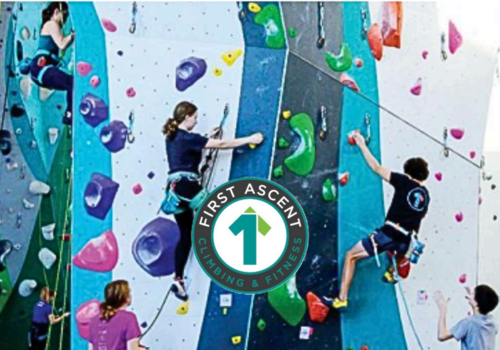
[339,241,370,301]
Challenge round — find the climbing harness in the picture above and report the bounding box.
[317,2,325,49]
[443,127,449,157]
[127,110,135,143]
[361,8,368,39]
[160,172,207,215]
[129,2,137,34]
[318,105,327,140]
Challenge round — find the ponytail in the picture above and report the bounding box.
[41,2,69,29]
[100,303,117,320]
[99,280,130,321]
[162,101,198,140]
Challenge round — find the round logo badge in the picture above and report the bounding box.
[192,177,308,294]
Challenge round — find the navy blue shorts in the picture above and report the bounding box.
[361,229,409,257]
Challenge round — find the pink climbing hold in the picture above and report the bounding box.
[469,151,476,159]
[76,299,101,340]
[77,62,92,76]
[459,274,467,284]
[410,78,422,96]
[435,172,443,181]
[355,58,363,68]
[450,128,465,140]
[455,212,464,223]
[422,50,428,59]
[340,74,360,93]
[90,76,100,88]
[126,88,136,98]
[73,230,119,272]
[101,18,117,33]
[449,21,463,54]
[133,184,143,195]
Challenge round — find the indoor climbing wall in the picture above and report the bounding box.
[0,2,72,349]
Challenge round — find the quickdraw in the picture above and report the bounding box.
[317,2,326,49]
[443,127,449,157]
[127,110,135,143]
[365,113,371,145]
[361,8,368,39]
[130,2,138,34]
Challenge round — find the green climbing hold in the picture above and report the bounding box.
[254,4,285,49]
[288,27,297,38]
[322,178,336,202]
[257,318,266,331]
[325,43,353,72]
[284,113,316,176]
[268,275,306,326]
[278,137,290,149]
[273,165,284,178]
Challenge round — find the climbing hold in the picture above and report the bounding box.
[221,49,243,67]
[459,274,467,284]
[38,247,57,269]
[410,78,422,96]
[10,104,26,118]
[176,57,207,92]
[133,184,143,195]
[100,120,128,153]
[306,292,329,323]
[231,336,242,345]
[0,240,13,272]
[470,151,476,159]
[257,318,266,332]
[355,58,363,67]
[368,23,383,61]
[90,75,100,88]
[140,322,147,328]
[177,301,189,315]
[73,230,119,272]
[117,50,124,56]
[435,172,443,181]
[273,165,284,178]
[29,180,51,195]
[288,28,297,38]
[282,110,292,119]
[76,299,101,340]
[339,172,349,186]
[223,308,228,315]
[23,199,35,210]
[79,93,109,127]
[20,26,31,40]
[278,137,290,149]
[254,5,285,49]
[38,87,54,102]
[450,128,464,140]
[322,178,336,202]
[101,18,117,32]
[147,171,155,179]
[299,326,313,340]
[449,21,463,54]
[220,294,233,307]
[20,77,32,99]
[348,130,359,145]
[0,130,12,156]
[325,43,353,72]
[62,234,71,241]
[48,127,59,145]
[455,212,464,222]
[18,279,37,297]
[284,113,316,176]
[42,223,55,241]
[422,50,428,59]
[379,1,403,48]
[84,173,119,220]
[132,218,180,277]
[340,73,360,93]
[77,62,92,76]
[213,68,223,77]
[268,275,306,326]
[361,346,369,350]
[126,87,136,98]
[248,3,261,13]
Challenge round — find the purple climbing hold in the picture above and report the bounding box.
[147,171,155,179]
[117,50,123,56]
[132,218,180,277]
[79,93,109,127]
[84,173,119,220]
[140,322,147,328]
[175,57,207,92]
[100,120,128,153]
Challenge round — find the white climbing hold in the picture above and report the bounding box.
[23,199,35,210]
[20,77,32,99]
[15,128,22,135]
[29,180,51,195]
[18,279,37,297]
[42,223,56,241]
[48,128,59,145]
[21,27,31,40]
[299,326,313,340]
[38,87,54,102]
[219,294,233,307]
[38,248,57,269]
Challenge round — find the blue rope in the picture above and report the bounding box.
[391,254,425,350]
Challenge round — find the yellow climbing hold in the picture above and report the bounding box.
[248,3,261,13]
[232,336,242,345]
[282,110,292,119]
[177,301,189,315]
[213,68,223,77]
[223,307,228,315]
[221,49,243,67]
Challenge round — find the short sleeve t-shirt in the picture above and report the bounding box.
[89,310,142,350]
[32,300,53,324]
[382,172,430,241]
[166,129,209,175]
[451,314,498,350]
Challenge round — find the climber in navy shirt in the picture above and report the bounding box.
[330,132,430,312]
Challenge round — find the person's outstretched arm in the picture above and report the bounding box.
[45,21,74,50]
[205,132,263,150]
[49,311,70,325]
[353,133,391,182]
[434,291,454,341]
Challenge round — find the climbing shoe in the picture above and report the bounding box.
[382,271,398,284]
[321,296,348,313]
[171,278,188,301]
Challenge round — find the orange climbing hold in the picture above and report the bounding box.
[380,2,403,48]
[339,172,350,186]
[361,346,369,350]
[368,24,383,61]
[306,292,329,323]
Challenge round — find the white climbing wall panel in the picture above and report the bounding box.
[93,2,245,349]
[369,2,499,349]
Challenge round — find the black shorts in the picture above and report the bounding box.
[361,229,409,257]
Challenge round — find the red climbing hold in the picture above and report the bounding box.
[339,172,349,186]
[422,50,428,59]
[348,130,359,145]
[62,234,71,241]
[101,18,117,33]
[410,78,422,96]
[77,62,92,76]
[459,273,467,284]
[455,212,464,223]
[126,87,136,98]
[379,1,403,48]
[340,74,360,93]
[368,23,383,61]
[355,58,363,68]
[469,151,476,159]
[133,184,143,195]
[449,21,463,54]
[361,346,369,350]
[306,292,329,323]
[450,128,465,140]
[435,172,442,181]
